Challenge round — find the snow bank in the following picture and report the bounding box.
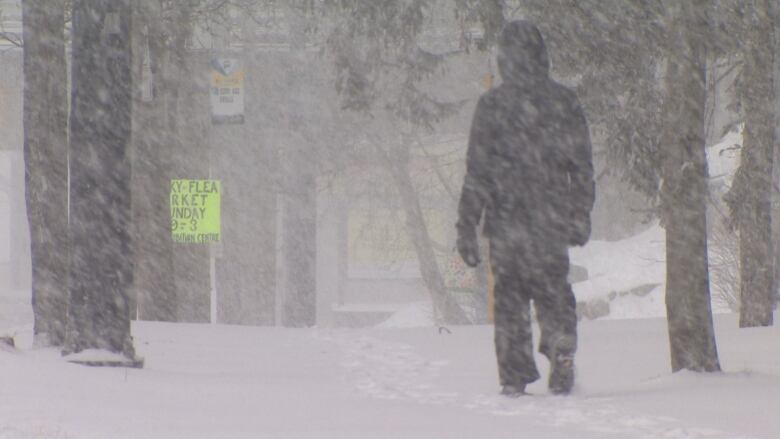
[376,301,434,328]
[571,223,667,319]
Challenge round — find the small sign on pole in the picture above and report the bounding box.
[209,58,245,124]
[170,179,221,244]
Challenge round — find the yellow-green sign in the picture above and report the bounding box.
[170,179,221,244]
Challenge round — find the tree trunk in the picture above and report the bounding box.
[773,0,780,313]
[64,0,138,358]
[386,147,470,325]
[737,0,775,328]
[660,1,720,373]
[130,0,177,322]
[22,0,69,347]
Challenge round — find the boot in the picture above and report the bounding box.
[548,353,575,395]
[500,383,527,397]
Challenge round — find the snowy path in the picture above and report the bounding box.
[318,327,761,439]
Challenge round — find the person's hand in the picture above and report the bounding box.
[457,227,481,267]
[568,212,591,247]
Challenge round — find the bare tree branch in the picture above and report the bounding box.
[0,31,22,47]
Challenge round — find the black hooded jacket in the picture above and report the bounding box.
[457,21,595,247]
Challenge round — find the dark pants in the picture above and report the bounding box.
[490,237,577,387]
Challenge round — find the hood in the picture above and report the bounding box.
[497,20,550,84]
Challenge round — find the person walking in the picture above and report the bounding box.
[456,20,595,396]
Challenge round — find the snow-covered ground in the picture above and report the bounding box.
[1,312,779,439]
